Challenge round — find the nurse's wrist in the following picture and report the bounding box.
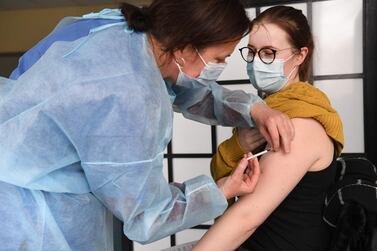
[216,178,230,200]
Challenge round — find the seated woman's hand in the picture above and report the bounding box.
[216,153,261,200]
[238,128,267,152]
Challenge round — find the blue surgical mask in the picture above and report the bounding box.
[247,56,296,94]
[175,50,227,86]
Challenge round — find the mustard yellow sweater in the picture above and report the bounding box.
[211,82,344,182]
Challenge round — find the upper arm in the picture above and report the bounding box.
[229,118,334,228]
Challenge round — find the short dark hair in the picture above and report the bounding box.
[121,0,250,54]
[251,6,314,81]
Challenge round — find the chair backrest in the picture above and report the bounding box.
[323,156,377,251]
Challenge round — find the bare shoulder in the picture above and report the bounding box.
[291,118,334,171]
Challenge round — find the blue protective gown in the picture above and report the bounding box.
[0,9,261,251]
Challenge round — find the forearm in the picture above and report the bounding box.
[193,204,257,251]
[95,173,228,244]
[172,80,262,127]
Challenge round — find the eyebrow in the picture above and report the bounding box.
[216,54,231,61]
[247,44,276,50]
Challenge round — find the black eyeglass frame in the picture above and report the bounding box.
[238,47,297,65]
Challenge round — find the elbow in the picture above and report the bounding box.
[242,219,260,234]
[234,208,264,234]
[123,219,157,245]
[125,229,157,245]
[234,216,259,239]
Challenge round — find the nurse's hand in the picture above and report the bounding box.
[217,153,261,200]
[250,102,294,153]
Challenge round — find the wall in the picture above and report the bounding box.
[0,1,151,53]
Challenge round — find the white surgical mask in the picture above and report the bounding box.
[196,49,227,81]
[247,55,296,94]
[175,49,227,86]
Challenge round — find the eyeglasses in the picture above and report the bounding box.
[239,47,296,64]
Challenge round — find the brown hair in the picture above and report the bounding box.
[251,6,314,81]
[121,0,250,54]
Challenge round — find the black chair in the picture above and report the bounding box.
[323,156,377,251]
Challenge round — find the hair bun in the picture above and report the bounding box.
[121,3,150,32]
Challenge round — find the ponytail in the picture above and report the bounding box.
[121,3,151,32]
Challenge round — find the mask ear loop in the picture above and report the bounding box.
[174,57,186,70]
[283,52,299,81]
[195,48,208,67]
[272,64,297,93]
[276,54,298,92]
[286,65,298,81]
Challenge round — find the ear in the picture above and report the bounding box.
[172,49,187,67]
[294,47,308,66]
[175,45,199,64]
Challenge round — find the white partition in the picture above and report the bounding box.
[175,229,207,245]
[218,8,256,81]
[314,79,364,153]
[133,236,170,251]
[172,113,212,153]
[172,158,212,183]
[312,0,363,75]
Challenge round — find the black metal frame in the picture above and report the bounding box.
[364,0,377,166]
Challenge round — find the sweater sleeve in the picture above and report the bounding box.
[210,129,246,182]
[210,129,246,205]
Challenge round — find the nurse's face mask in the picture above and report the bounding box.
[175,49,227,85]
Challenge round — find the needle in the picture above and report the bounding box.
[246,148,271,160]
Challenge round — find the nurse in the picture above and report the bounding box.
[0,1,293,250]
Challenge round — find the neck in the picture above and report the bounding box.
[147,33,179,83]
[286,75,301,86]
[282,67,301,90]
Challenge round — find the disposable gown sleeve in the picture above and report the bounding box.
[171,80,263,128]
[51,81,227,244]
